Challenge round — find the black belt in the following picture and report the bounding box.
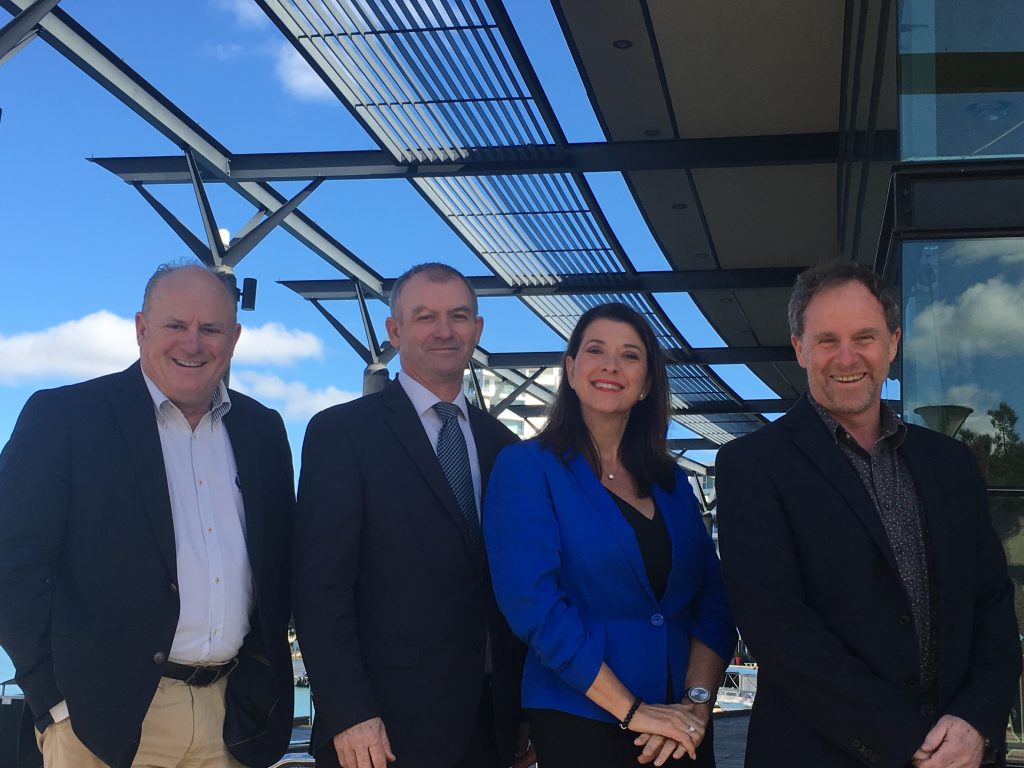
[161,659,237,687]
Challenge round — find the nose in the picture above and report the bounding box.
[835,341,858,366]
[434,316,454,338]
[180,327,202,353]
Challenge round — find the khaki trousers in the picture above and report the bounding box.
[36,676,244,768]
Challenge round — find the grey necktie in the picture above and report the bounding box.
[432,401,482,556]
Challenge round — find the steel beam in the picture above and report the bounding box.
[510,399,794,418]
[485,346,794,368]
[280,268,801,302]
[89,131,899,184]
[0,0,386,295]
[0,0,59,61]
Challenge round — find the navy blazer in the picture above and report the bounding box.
[0,363,295,768]
[484,440,735,722]
[716,396,1021,768]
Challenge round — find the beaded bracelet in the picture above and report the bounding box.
[618,696,643,730]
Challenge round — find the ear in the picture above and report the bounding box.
[888,327,901,362]
[385,316,400,348]
[135,312,147,347]
[229,323,242,355]
[791,334,808,369]
[472,315,484,347]
[564,355,576,389]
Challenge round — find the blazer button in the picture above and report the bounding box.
[153,651,167,665]
[851,738,862,749]
[898,614,911,626]
[651,614,664,627]
[169,582,178,593]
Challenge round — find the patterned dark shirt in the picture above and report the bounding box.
[809,396,935,699]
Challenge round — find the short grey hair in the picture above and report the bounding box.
[389,262,478,318]
[141,261,238,319]
[788,262,900,338]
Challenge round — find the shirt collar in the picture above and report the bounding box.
[808,393,906,450]
[141,368,232,427]
[397,370,469,421]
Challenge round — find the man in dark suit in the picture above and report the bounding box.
[293,263,529,768]
[717,263,1021,768]
[0,264,295,768]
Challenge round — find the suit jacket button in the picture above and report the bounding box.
[170,582,178,593]
[898,614,911,626]
[153,651,167,664]
[651,614,664,627]
[851,738,862,749]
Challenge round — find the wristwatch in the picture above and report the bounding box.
[683,686,712,705]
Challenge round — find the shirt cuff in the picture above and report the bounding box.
[49,700,69,723]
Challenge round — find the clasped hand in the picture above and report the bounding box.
[629,701,710,766]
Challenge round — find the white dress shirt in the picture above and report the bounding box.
[398,372,482,516]
[143,372,253,665]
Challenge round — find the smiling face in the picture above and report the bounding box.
[385,272,483,398]
[565,318,649,424]
[136,266,241,427]
[792,280,900,431]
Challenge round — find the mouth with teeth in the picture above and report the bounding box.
[173,358,206,368]
[831,373,867,383]
[591,380,624,392]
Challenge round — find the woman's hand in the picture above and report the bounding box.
[628,703,705,761]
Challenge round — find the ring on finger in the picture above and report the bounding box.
[687,724,696,733]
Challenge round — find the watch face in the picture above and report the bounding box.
[686,687,711,704]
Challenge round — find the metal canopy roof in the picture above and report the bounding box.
[3,0,900,448]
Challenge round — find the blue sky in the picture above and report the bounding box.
[0,0,778,466]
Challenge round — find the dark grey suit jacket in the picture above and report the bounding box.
[293,378,522,768]
[0,362,295,768]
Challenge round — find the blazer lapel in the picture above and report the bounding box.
[469,405,501,500]
[783,397,900,574]
[109,363,177,578]
[224,401,264,580]
[381,381,477,557]
[566,453,656,602]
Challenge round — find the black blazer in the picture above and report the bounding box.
[293,378,522,768]
[0,363,295,768]
[716,396,1021,768]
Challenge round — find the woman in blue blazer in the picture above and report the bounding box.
[484,303,735,767]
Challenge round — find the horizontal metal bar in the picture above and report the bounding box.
[509,399,797,418]
[279,268,802,300]
[89,131,898,184]
[667,438,720,452]
[485,346,794,368]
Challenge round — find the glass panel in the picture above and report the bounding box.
[901,238,1024,488]
[899,0,1024,160]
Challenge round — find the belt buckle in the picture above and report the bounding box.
[185,658,237,686]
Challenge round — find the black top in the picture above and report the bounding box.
[609,491,672,601]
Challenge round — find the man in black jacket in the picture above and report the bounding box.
[717,263,1020,768]
[0,264,295,767]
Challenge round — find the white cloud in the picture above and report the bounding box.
[0,311,136,384]
[0,313,324,386]
[274,42,333,102]
[235,322,324,365]
[908,277,1024,361]
[230,371,358,421]
[213,0,268,27]
[943,239,1024,266]
[202,41,247,61]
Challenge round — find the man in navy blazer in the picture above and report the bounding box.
[293,263,527,768]
[717,263,1020,768]
[0,264,295,767]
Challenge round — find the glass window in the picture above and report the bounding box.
[900,0,1024,160]
[902,238,1024,487]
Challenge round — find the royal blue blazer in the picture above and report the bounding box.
[484,440,735,723]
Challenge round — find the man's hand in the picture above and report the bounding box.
[332,717,396,768]
[511,722,536,768]
[912,714,985,768]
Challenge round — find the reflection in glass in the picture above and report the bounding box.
[899,0,1024,160]
[902,238,1024,487]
